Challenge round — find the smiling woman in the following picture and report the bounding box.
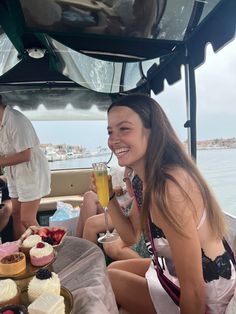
[106,93,236,314]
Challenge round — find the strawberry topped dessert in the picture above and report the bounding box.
[34,227,66,246]
[0,304,27,314]
[29,242,54,267]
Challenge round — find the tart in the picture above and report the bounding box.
[0,253,26,276]
[29,242,54,267]
[0,279,21,307]
[28,269,61,302]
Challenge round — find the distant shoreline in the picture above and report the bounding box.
[197,147,236,150]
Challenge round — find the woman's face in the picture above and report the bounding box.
[107,106,150,172]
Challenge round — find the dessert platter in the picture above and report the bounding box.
[0,227,73,314]
[0,239,56,280]
[0,270,73,314]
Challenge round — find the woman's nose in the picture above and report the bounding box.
[109,133,120,144]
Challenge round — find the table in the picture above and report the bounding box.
[53,236,119,314]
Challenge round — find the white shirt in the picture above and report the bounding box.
[0,105,50,201]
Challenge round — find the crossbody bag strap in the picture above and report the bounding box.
[147,217,181,306]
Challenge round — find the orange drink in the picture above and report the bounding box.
[94,169,109,208]
[92,162,119,243]
[92,162,109,207]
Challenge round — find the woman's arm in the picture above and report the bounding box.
[91,172,142,246]
[0,148,31,167]
[153,172,206,314]
[108,196,142,246]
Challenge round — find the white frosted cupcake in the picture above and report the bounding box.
[21,234,42,257]
[22,235,42,248]
[28,269,61,302]
[0,279,21,307]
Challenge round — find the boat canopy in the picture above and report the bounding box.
[0,0,235,93]
[0,0,236,157]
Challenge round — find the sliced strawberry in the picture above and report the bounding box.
[51,230,65,244]
[36,227,50,238]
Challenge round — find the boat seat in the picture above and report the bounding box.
[38,169,92,212]
[39,195,83,211]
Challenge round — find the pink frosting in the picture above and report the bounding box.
[0,242,19,260]
[30,252,54,267]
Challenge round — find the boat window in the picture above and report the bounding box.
[19,0,221,41]
[46,37,143,93]
[0,32,20,76]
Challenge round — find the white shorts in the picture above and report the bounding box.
[6,148,50,202]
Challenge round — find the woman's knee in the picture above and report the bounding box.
[104,242,122,260]
[107,260,125,270]
[83,191,98,203]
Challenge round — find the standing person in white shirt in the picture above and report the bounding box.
[0,95,51,239]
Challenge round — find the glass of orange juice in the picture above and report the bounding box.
[92,162,119,243]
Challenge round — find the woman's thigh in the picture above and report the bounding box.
[108,258,151,276]
[108,266,156,314]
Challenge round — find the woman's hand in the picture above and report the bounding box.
[90,172,114,200]
[90,172,97,193]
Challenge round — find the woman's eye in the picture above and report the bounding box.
[120,127,129,131]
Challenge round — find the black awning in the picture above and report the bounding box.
[0,0,235,95]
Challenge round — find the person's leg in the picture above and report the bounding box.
[0,200,12,232]
[103,238,141,260]
[108,259,155,314]
[11,198,24,240]
[83,213,113,243]
[76,191,100,237]
[20,199,40,234]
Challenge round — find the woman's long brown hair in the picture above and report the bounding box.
[108,93,226,238]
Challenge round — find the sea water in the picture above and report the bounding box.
[197,148,236,217]
[49,149,236,217]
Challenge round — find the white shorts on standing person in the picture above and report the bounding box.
[0,95,51,239]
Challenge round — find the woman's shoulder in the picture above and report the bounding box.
[165,167,193,189]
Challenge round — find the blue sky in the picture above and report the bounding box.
[32,38,236,147]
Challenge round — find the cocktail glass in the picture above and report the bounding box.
[92,162,119,243]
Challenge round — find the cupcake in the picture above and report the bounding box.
[0,279,21,307]
[28,269,61,302]
[0,242,19,261]
[0,252,26,276]
[0,304,27,314]
[21,235,42,257]
[29,242,54,267]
